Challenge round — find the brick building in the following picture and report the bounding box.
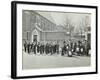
[22,10,87,46]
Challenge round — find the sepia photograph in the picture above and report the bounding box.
[22,10,91,69]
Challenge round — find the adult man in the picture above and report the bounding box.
[40,42,45,54]
[73,42,77,53]
[87,41,91,56]
[53,42,57,55]
[84,40,88,56]
[24,40,27,52]
[49,42,53,55]
[80,42,85,56]
[55,41,59,54]
[33,42,37,54]
[31,42,34,52]
[66,44,72,56]
[27,42,31,54]
[45,43,49,55]
[70,42,74,53]
[76,41,81,56]
[62,41,67,56]
[37,42,40,54]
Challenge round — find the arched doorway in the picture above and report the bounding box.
[31,29,40,43]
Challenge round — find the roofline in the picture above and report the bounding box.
[24,10,56,26]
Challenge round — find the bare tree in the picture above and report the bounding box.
[78,17,85,38]
[65,16,75,41]
[78,16,89,39]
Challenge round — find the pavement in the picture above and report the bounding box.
[22,51,91,70]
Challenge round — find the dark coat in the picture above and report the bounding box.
[40,44,45,54]
[33,44,37,54]
[24,42,27,52]
[55,44,59,53]
[53,45,56,53]
[49,45,53,54]
[45,44,49,54]
[62,45,67,55]
[80,45,85,55]
[27,43,31,53]
[73,43,77,52]
[37,44,40,53]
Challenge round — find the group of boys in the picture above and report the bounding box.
[24,41,59,55]
[24,40,90,56]
[62,40,91,56]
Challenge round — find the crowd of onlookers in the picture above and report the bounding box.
[23,40,91,57]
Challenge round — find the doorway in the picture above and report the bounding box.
[33,35,37,42]
[32,29,40,43]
